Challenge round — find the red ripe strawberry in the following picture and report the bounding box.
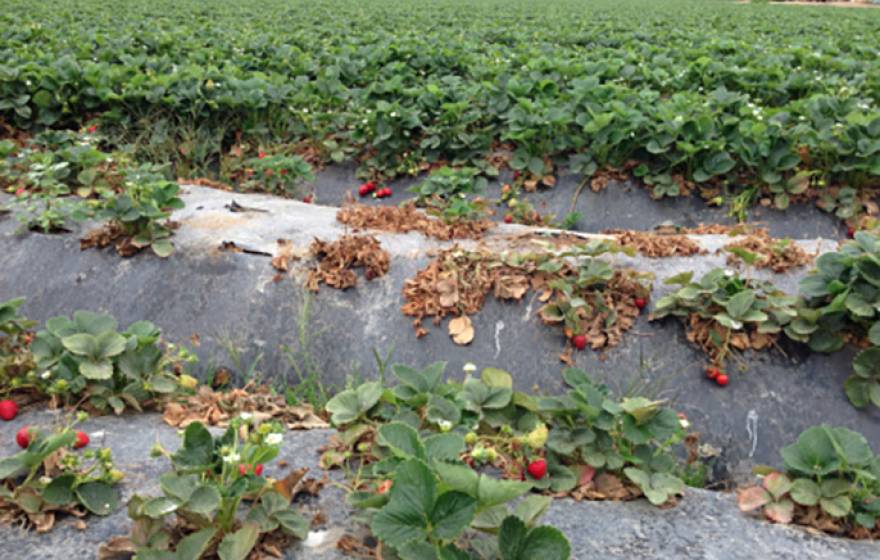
[0,400,18,421]
[258,151,267,159]
[572,335,587,351]
[634,297,647,310]
[87,125,98,134]
[279,169,288,176]
[715,374,729,387]
[16,427,31,449]
[74,431,89,449]
[15,187,25,197]
[503,215,513,224]
[358,184,370,197]
[706,366,720,380]
[527,458,547,480]
[254,464,264,476]
[365,181,376,191]
[382,187,393,198]
[847,226,856,239]
[239,464,249,476]
[303,194,313,204]
[513,170,521,180]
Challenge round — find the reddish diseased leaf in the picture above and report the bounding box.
[762,472,793,500]
[764,499,794,524]
[737,486,772,512]
[577,465,596,487]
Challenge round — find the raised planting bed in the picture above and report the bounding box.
[1,186,877,484]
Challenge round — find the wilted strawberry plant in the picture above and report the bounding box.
[0,413,121,532]
[103,416,310,558]
[26,308,197,414]
[536,245,651,353]
[738,425,880,537]
[652,269,798,386]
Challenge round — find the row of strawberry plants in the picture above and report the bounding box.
[1,129,186,256]
[654,231,880,407]
[0,0,878,216]
[1,299,878,549]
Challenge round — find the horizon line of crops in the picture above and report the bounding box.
[1,0,879,206]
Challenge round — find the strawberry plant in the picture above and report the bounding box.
[0,414,122,531]
[790,232,880,354]
[652,269,798,376]
[846,348,880,409]
[322,362,698,513]
[738,425,880,537]
[537,248,651,351]
[240,153,314,198]
[789,232,880,408]
[409,166,488,204]
[2,130,123,233]
[409,166,491,224]
[0,0,878,214]
[0,298,36,395]
[106,416,310,558]
[90,164,184,257]
[27,309,196,414]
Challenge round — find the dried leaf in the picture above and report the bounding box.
[448,316,474,345]
[98,536,136,560]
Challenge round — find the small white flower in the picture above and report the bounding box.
[39,476,52,485]
[304,530,328,547]
[240,412,253,421]
[223,452,240,463]
[437,420,453,432]
[266,433,283,446]
[40,370,51,379]
[389,111,398,118]
[724,269,734,277]
[463,362,477,373]
[679,417,690,429]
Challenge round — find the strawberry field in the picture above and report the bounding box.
[1,0,880,559]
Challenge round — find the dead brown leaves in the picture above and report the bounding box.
[540,271,646,353]
[724,232,813,273]
[569,468,643,502]
[685,314,776,362]
[336,202,493,241]
[80,223,140,257]
[162,384,328,430]
[306,235,389,291]
[402,247,532,338]
[448,315,474,345]
[588,162,640,193]
[0,448,88,533]
[271,239,299,272]
[606,229,704,258]
[179,177,234,191]
[0,492,86,534]
[80,222,179,258]
[402,247,646,356]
